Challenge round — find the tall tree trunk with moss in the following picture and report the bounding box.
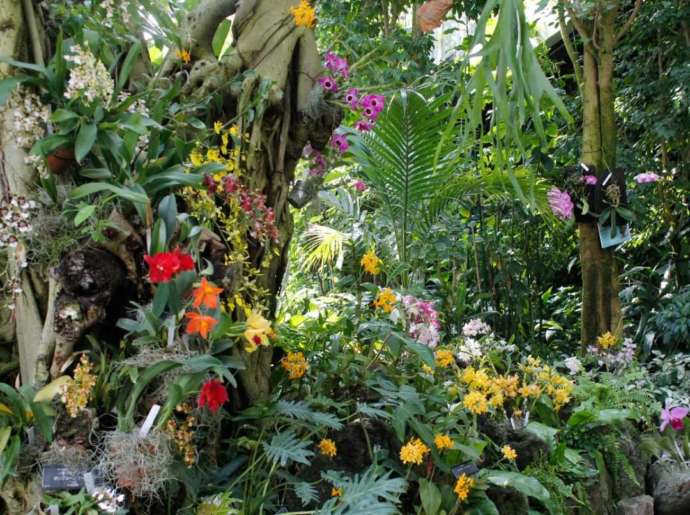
[562,0,643,347]
[0,0,338,405]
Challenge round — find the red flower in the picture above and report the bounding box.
[144,249,195,283]
[197,378,229,414]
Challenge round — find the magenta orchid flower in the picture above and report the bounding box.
[330,134,349,153]
[345,88,359,109]
[319,76,338,93]
[324,52,349,78]
[355,119,373,132]
[353,180,367,192]
[361,94,385,113]
[581,175,598,185]
[660,404,689,432]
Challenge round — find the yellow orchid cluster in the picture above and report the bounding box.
[290,0,316,28]
[280,351,309,380]
[166,403,197,468]
[399,437,429,465]
[360,250,382,275]
[373,288,397,313]
[456,355,574,415]
[597,331,619,349]
[434,349,455,368]
[60,355,96,418]
[188,123,241,182]
[318,438,337,457]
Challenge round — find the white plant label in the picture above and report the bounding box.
[138,403,161,438]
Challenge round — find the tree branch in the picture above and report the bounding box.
[564,1,593,42]
[615,0,644,43]
[21,0,44,66]
[558,2,583,95]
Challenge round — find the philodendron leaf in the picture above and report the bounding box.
[483,470,550,507]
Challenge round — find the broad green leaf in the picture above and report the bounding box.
[34,376,71,403]
[75,122,98,162]
[483,470,550,506]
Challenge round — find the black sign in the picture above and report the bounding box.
[42,464,85,491]
[451,462,479,478]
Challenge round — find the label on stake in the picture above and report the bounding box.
[83,471,96,494]
[138,404,161,438]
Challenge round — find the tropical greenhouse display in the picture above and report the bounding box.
[0,0,689,514]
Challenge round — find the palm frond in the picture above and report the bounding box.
[301,224,351,272]
[349,90,456,262]
[276,400,343,430]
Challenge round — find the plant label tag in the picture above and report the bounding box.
[598,223,631,249]
[42,464,84,491]
[83,471,96,493]
[451,462,479,478]
[138,404,161,438]
[48,505,59,515]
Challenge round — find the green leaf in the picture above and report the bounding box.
[74,204,96,226]
[158,194,178,242]
[116,41,142,94]
[74,122,98,162]
[70,182,149,205]
[0,56,46,74]
[419,479,442,515]
[294,481,318,507]
[0,76,29,105]
[212,19,232,58]
[50,109,79,123]
[0,427,11,455]
[275,400,343,430]
[263,430,314,466]
[483,470,550,506]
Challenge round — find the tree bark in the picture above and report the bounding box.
[572,1,624,348]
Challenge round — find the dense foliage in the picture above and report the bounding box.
[0,0,689,514]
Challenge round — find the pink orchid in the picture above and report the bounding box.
[353,180,367,192]
[634,172,661,184]
[547,187,574,220]
[319,76,338,93]
[660,404,688,432]
[581,175,598,185]
[355,118,373,132]
[330,133,349,153]
[361,94,385,113]
[324,52,349,78]
[345,88,359,109]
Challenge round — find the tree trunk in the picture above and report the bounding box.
[577,8,623,348]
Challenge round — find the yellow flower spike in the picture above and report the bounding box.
[213,121,223,134]
[502,445,518,461]
[318,438,337,457]
[434,349,455,368]
[453,474,475,502]
[280,351,309,380]
[434,433,453,451]
[331,486,343,497]
[463,391,488,415]
[399,437,430,465]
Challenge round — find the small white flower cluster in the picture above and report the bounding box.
[587,338,637,370]
[0,195,38,248]
[457,337,483,363]
[563,356,582,375]
[91,486,125,513]
[65,45,114,105]
[462,318,492,338]
[8,89,50,150]
[102,0,131,27]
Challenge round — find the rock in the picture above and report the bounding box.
[651,462,690,515]
[615,495,654,515]
[611,427,649,498]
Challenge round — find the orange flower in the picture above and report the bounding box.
[192,277,223,310]
[185,312,218,339]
